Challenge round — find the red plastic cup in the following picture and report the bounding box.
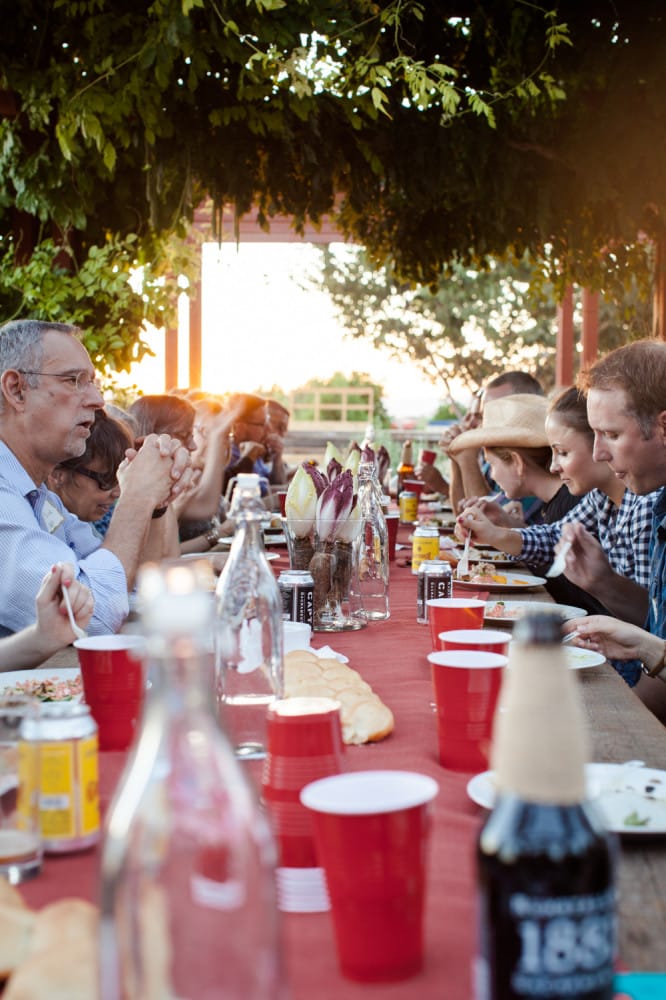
[277,490,288,516]
[427,649,507,772]
[262,697,345,869]
[74,635,146,751]
[385,512,399,561]
[427,598,485,648]
[301,770,438,983]
[437,628,510,656]
[419,449,437,465]
[402,479,426,500]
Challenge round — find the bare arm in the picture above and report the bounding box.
[0,563,94,671]
[456,507,524,555]
[102,435,191,588]
[559,523,649,626]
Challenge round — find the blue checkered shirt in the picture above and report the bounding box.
[516,488,657,588]
[647,486,666,639]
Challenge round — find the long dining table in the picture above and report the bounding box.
[15,518,666,998]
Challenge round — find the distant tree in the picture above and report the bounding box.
[310,247,558,394]
[311,246,655,396]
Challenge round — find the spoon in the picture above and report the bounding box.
[61,584,87,640]
[546,539,572,578]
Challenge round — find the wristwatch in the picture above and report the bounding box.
[204,518,222,549]
[641,640,666,682]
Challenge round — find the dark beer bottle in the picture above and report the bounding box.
[476,612,617,1000]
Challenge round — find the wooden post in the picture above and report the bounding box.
[556,285,575,385]
[581,288,600,368]
[653,236,666,341]
[188,276,203,389]
[164,324,178,390]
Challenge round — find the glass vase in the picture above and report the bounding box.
[283,520,365,632]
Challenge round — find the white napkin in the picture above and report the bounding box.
[311,645,349,663]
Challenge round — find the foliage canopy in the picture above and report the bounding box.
[1,0,664,366]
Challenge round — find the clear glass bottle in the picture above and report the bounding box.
[215,473,284,759]
[353,457,390,621]
[99,562,283,1000]
[476,612,616,1000]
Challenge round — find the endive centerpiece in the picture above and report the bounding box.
[283,462,364,631]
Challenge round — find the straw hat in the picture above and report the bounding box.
[448,394,549,454]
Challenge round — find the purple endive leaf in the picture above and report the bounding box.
[326,458,343,482]
[302,462,328,496]
[315,469,355,540]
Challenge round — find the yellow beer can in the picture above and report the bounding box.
[19,702,100,854]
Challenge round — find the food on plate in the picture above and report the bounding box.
[284,650,394,745]
[486,601,521,620]
[457,561,510,585]
[2,675,83,702]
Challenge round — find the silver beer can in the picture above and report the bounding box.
[417,559,453,624]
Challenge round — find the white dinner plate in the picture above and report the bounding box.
[1,668,82,702]
[485,600,587,626]
[504,641,604,670]
[455,573,546,593]
[467,762,666,836]
[213,539,280,558]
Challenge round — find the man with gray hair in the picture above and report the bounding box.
[0,319,191,636]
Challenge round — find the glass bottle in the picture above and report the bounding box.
[353,455,390,621]
[476,612,616,1000]
[396,439,415,496]
[99,562,283,1000]
[215,472,284,759]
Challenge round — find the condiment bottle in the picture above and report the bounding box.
[353,450,390,621]
[476,611,616,1000]
[99,562,283,999]
[396,439,415,496]
[215,472,284,759]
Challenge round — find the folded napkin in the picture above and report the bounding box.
[310,645,349,663]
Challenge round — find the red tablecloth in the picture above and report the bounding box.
[21,538,483,998]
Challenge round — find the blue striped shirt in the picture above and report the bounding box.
[0,442,128,636]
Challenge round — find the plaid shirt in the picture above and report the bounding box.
[647,486,666,638]
[516,488,657,588]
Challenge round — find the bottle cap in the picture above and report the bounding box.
[513,610,564,645]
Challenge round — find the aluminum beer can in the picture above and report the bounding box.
[411,523,440,575]
[417,559,453,623]
[399,490,418,524]
[18,702,100,854]
[278,570,315,627]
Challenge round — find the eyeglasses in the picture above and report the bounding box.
[17,369,102,393]
[73,467,118,492]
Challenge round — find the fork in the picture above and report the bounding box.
[61,584,87,640]
[546,539,572,579]
[456,532,472,579]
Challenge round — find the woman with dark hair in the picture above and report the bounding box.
[459,386,658,685]
[48,409,133,531]
[128,394,196,451]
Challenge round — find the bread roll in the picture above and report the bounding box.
[0,903,35,981]
[283,651,393,744]
[4,899,99,999]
